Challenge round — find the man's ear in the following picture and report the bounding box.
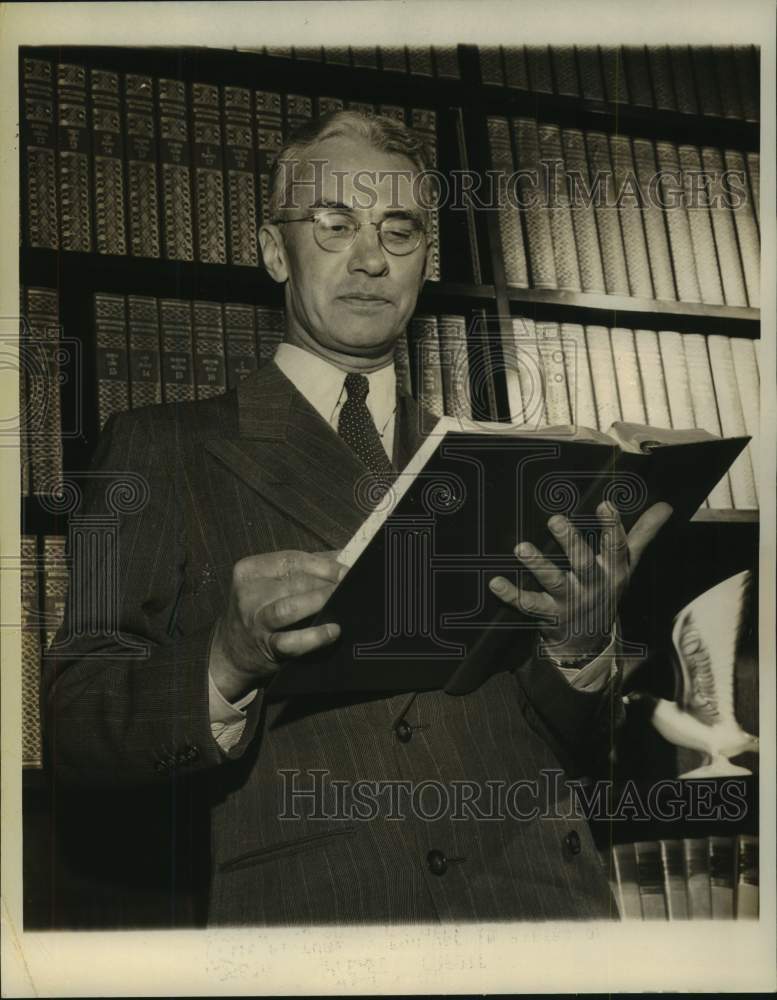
[259,224,289,284]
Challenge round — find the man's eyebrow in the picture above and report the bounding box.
[308,200,423,220]
[309,198,350,210]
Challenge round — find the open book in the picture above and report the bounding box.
[269,419,749,697]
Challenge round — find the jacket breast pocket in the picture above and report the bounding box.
[218,825,358,874]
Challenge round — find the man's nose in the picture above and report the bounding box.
[347,223,389,276]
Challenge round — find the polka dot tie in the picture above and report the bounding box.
[337,372,394,477]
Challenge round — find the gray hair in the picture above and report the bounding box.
[267,109,435,220]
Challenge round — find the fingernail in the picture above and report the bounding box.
[516,542,533,558]
[327,623,340,640]
[549,515,565,532]
[490,577,506,593]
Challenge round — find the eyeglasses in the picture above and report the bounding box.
[272,209,426,256]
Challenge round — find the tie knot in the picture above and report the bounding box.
[344,372,370,403]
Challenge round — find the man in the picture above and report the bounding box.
[43,111,671,924]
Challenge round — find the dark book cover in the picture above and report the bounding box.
[159,297,195,402]
[223,301,258,388]
[254,90,283,227]
[127,294,162,408]
[191,82,227,264]
[90,68,127,255]
[192,299,227,399]
[223,85,259,268]
[57,62,92,252]
[21,56,59,249]
[158,78,194,261]
[124,73,161,258]
[94,292,130,430]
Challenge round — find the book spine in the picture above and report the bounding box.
[561,129,606,294]
[536,322,572,424]
[609,135,654,298]
[394,329,413,398]
[192,300,227,399]
[733,46,759,123]
[584,325,621,431]
[454,108,483,285]
[708,835,735,919]
[683,837,712,918]
[351,47,379,70]
[660,840,689,920]
[348,100,376,117]
[730,337,760,496]
[159,298,195,402]
[432,47,461,79]
[512,317,547,428]
[634,329,672,428]
[551,47,580,97]
[538,124,581,291]
[560,323,598,429]
[42,535,68,652]
[437,314,472,420]
[585,131,630,296]
[26,286,64,495]
[255,306,285,366]
[57,62,93,252]
[677,145,725,305]
[410,108,441,281]
[20,301,31,497]
[669,46,699,115]
[631,139,677,301]
[647,46,678,112]
[500,318,525,424]
[124,74,161,259]
[734,834,758,918]
[712,47,743,120]
[623,46,654,108]
[377,104,405,123]
[525,46,554,94]
[94,292,130,430]
[127,294,162,408]
[692,47,723,117]
[600,46,630,104]
[634,840,668,919]
[504,47,530,90]
[479,47,505,86]
[724,149,760,308]
[254,91,283,226]
[746,152,760,228]
[315,95,344,117]
[576,46,605,101]
[293,46,323,63]
[284,93,313,138]
[379,47,408,74]
[611,843,642,919]
[21,57,59,249]
[223,302,258,387]
[265,46,293,60]
[90,69,128,255]
[610,327,647,424]
[191,83,227,265]
[158,79,195,261]
[323,48,352,67]
[223,86,259,267]
[407,47,434,77]
[409,315,444,419]
[20,535,42,769]
[707,335,757,508]
[512,117,557,290]
[654,141,703,303]
[683,333,734,508]
[657,329,696,430]
[486,117,528,288]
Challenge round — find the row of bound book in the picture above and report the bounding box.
[498,320,761,511]
[20,534,66,768]
[480,45,759,122]
[242,45,461,79]
[605,834,758,920]
[487,117,760,307]
[20,58,442,278]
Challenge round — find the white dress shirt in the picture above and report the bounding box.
[209,343,617,751]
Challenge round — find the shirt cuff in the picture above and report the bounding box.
[208,671,257,752]
[551,630,620,692]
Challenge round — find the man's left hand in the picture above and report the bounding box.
[488,500,674,662]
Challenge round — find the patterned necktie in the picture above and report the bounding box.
[337,372,394,476]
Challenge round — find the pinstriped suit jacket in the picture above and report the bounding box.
[43,361,621,924]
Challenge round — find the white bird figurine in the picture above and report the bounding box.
[625,570,759,779]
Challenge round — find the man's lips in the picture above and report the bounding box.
[338,293,393,303]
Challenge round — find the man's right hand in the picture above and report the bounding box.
[209,549,345,703]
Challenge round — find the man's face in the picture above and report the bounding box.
[261,134,429,367]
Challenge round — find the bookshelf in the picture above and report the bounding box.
[20,42,760,928]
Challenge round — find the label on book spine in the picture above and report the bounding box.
[124,74,161,258]
[22,58,59,249]
[127,295,162,408]
[223,302,258,388]
[57,63,92,252]
[223,86,259,267]
[191,83,227,265]
[90,69,127,255]
[158,79,194,261]
[193,300,227,399]
[94,292,130,429]
[20,535,42,769]
[159,298,195,401]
